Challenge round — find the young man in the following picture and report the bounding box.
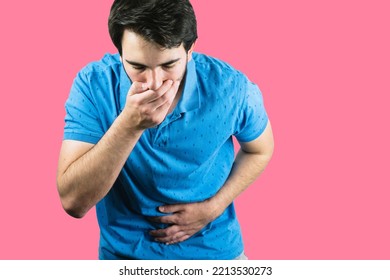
[57,0,274,260]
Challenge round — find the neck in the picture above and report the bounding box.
[168,85,182,114]
[168,74,186,114]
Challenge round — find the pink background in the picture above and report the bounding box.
[0,0,389,259]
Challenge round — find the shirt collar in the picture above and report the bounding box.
[119,60,130,113]
[176,57,200,113]
[119,56,200,114]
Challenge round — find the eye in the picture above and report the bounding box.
[132,65,146,71]
[162,63,175,70]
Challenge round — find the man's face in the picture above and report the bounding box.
[121,30,193,91]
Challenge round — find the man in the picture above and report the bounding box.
[57,0,274,260]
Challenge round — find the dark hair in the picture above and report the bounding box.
[108,0,198,54]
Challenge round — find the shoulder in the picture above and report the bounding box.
[194,52,248,86]
[78,53,122,81]
[69,53,122,106]
[193,53,241,76]
[193,52,250,102]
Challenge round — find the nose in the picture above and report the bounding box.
[146,68,164,91]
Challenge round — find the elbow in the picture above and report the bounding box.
[59,194,88,219]
[62,201,87,219]
[57,179,88,219]
[66,210,86,219]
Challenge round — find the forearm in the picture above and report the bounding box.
[209,148,272,216]
[57,112,143,218]
[149,148,273,244]
[148,123,274,244]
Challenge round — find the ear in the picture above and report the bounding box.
[186,41,196,62]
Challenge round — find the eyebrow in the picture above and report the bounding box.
[125,58,181,68]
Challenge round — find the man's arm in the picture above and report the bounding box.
[149,120,274,244]
[56,119,142,219]
[57,80,179,218]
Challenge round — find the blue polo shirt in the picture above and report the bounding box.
[63,52,268,259]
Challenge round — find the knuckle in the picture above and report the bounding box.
[140,107,151,115]
[173,215,183,224]
[159,216,169,224]
[173,216,183,225]
[132,98,142,107]
[155,230,166,238]
[153,89,163,98]
[160,93,169,103]
[157,83,170,97]
[166,228,175,236]
[151,116,162,125]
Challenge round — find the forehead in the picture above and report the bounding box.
[121,30,185,64]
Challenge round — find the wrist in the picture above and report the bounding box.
[117,109,145,135]
[205,196,226,221]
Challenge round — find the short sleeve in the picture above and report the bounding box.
[234,78,269,142]
[63,69,104,144]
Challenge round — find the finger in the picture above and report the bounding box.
[155,231,187,244]
[149,225,180,238]
[149,229,167,238]
[153,80,180,111]
[139,80,173,104]
[177,234,191,243]
[150,214,180,225]
[153,79,175,101]
[140,80,179,118]
[166,234,191,245]
[144,79,179,112]
[158,203,184,214]
[128,81,148,96]
[147,214,178,224]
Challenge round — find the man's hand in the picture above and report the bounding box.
[122,80,180,131]
[148,200,223,245]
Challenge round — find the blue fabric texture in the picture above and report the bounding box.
[63,52,268,259]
